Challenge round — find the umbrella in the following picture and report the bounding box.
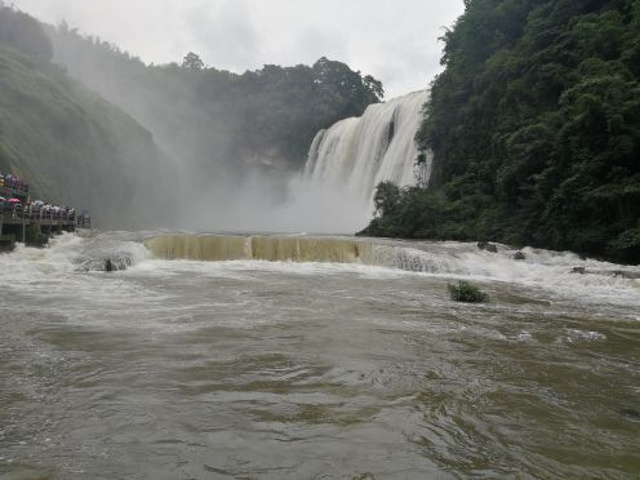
[7,198,21,203]
[0,196,5,201]
[33,199,44,206]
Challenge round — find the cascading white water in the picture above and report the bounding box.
[287,90,430,233]
[241,91,430,234]
[305,90,430,192]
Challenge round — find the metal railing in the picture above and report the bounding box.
[0,203,90,228]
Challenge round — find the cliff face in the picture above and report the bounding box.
[0,7,175,229]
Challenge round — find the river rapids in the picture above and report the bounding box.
[1,231,639,479]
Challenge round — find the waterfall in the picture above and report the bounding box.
[143,233,640,310]
[145,234,373,264]
[205,91,430,235]
[144,235,252,262]
[143,234,465,273]
[288,90,430,233]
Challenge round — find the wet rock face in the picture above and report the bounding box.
[102,257,133,272]
[104,258,115,272]
[477,241,498,253]
[568,267,640,279]
[76,256,133,272]
[514,251,526,261]
[0,235,16,252]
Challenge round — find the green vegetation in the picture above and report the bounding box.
[0,5,172,229]
[0,4,52,60]
[48,26,383,174]
[448,281,489,303]
[362,0,640,264]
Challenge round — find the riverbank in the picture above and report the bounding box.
[357,187,640,267]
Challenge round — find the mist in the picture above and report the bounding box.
[42,26,391,232]
[26,0,455,235]
[171,169,375,235]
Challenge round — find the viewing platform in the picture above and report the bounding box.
[0,172,90,250]
[0,204,91,250]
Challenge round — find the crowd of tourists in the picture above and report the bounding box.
[0,170,90,227]
[1,198,78,220]
[0,171,28,194]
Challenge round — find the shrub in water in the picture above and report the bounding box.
[448,280,489,303]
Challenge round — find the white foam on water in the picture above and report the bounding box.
[564,329,607,343]
[138,233,639,312]
[517,331,534,342]
[2,232,638,331]
[128,256,413,282]
[0,233,167,327]
[373,242,640,309]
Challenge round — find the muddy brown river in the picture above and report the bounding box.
[1,232,639,479]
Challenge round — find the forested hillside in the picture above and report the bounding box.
[0,5,173,229]
[47,26,383,180]
[363,0,640,264]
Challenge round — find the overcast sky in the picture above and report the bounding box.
[12,0,465,98]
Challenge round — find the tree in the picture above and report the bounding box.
[364,75,384,100]
[373,181,402,217]
[182,52,204,71]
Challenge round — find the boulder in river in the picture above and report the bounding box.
[477,241,498,253]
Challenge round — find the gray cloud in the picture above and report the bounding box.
[13,0,464,97]
[182,0,261,70]
[288,25,349,67]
